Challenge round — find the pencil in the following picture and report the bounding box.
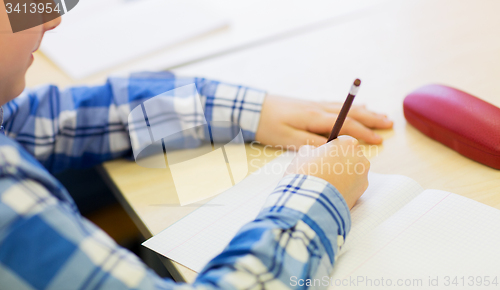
[327,79,362,142]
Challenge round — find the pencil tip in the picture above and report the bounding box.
[354,79,361,86]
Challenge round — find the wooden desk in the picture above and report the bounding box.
[173,0,500,203]
[26,0,500,283]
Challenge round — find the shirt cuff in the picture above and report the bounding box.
[258,174,352,265]
[208,83,266,142]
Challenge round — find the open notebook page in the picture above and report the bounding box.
[330,189,500,289]
[342,173,424,251]
[143,153,425,272]
[142,152,297,272]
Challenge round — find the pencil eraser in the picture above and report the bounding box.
[403,84,500,169]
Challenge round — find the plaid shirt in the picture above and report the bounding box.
[0,72,351,289]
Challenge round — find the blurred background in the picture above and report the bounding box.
[28,0,388,87]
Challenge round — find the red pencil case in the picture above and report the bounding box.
[403,84,500,169]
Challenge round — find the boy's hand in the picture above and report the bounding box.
[285,136,369,209]
[255,95,393,148]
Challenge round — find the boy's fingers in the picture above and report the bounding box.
[335,135,359,145]
[301,112,338,135]
[297,112,384,144]
[320,103,393,129]
[348,107,393,129]
[325,135,360,153]
[340,117,383,144]
[321,103,365,114]
[287,128,328,149]
[298,144,315,154]
[321,103,342,113]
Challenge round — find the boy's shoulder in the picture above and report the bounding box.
[0,134,44,175]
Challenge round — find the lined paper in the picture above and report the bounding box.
[142,152,296,272]
[144,160,500,285]
[330,190,500,289]
[342,173,424,250]
[143,163,425,272]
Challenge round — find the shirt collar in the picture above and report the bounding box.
[0,106,4,135]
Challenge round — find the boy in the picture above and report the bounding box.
[0,5,393,289]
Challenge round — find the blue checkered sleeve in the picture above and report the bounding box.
[0,69,352,289]
[2,71,266,174]
[195,174,351,289]
[0,138,351,289]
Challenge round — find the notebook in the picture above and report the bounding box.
[143,153,500,288]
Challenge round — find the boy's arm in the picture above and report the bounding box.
[0,177,350,290]
[2,71,265,174]
[0,144,350,290]
[194,174,351,289]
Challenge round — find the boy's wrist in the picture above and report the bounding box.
[260,173,352,257]
[278,173,352,225]
[209,83,266,142]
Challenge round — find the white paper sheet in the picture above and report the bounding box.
[330,190,500,289]
[142,152,296,272]
[144,165,500,284]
